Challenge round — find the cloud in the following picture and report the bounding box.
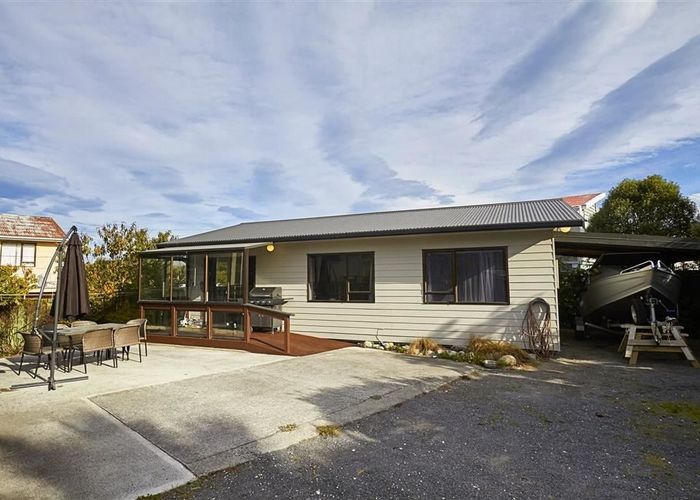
[0,157,67,199]
[477,2,657,138]
[0,3,698,237]
[319,112,454,208]
[217,206,265,220]
[507,34,700,189]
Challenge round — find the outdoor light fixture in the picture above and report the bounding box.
[266,243,275,253]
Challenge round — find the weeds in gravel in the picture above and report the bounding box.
[278,423,298,432]
[316,424,342,438]
[643,453,674,476]
[650,401,700,423]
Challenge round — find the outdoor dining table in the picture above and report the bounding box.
[39,323,126,371]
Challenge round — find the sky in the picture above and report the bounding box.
[0,1,699,238]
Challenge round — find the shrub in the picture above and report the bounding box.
[407,337,441,355]
[467,337,529,364]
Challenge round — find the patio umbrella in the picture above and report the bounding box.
[51,231,90,320]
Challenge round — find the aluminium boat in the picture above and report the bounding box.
[580,252,681,326]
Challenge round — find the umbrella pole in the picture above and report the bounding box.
[48,246,64,391]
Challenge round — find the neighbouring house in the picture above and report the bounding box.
[560,193,607,270]
[0,214,65,293]
[562,192,606,229]
[138,198,583,351]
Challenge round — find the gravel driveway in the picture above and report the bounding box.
[157,334,700,499]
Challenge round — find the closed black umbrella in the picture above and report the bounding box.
[51,231,90,320]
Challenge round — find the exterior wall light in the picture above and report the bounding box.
[266,244,275,253]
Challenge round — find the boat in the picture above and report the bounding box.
[579,252,681,326]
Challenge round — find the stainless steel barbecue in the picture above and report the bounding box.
[248,286,288,331]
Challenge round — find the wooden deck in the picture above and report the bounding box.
[147,331,352,356]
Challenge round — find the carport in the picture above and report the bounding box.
[554,231,700,354]
[554,231,700,263]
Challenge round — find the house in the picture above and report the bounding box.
[0,214,65,293]
[138,198,584,352]
[562,192,606,229]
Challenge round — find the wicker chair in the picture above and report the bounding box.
[18,331,54,377]
[70,327,116,373]
[126,318,148,356]
[114,325,142,364]
[43,323,75,370]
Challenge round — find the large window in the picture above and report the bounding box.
[308,252,374,302]
[0,242,36,266]
[423,248,508,304]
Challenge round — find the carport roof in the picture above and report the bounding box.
[555,231,700,262]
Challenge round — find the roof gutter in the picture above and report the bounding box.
[0,235,64,243]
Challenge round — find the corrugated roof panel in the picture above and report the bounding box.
[160,198,584,248]
[0,214,65,240]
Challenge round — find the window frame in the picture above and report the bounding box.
[20,243,36,266]
[422,246,510,305]
[0,242,36,266]
[307,251,375,303]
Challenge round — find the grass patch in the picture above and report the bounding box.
[278,423,298,432]
[643,452,674,476]
[650,401,700,423]
[316,424,342,438]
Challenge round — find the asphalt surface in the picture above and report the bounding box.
[159,336,700,499]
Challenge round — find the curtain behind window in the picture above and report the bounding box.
[456,249,506,303]
[425,251,454,303]
[310,254,345,301]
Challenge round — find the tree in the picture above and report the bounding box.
[0,266,36,307]
[588,175,697,237]
[83,223,174,321]
[0,266,37,355]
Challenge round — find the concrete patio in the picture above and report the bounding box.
[0,344,465,499]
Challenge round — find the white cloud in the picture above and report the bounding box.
[0,2,698,237]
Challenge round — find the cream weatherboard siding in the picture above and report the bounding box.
[252,228,560,349]
[32,242,59,292]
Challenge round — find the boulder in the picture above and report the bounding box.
[497,354,518,367]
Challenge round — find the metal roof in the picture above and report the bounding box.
[555,231,700,262]
[0,214,65,241]
[160,198,584,248]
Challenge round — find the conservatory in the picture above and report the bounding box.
[137,243,294,353]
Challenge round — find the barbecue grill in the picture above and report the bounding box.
[248,286,288,331]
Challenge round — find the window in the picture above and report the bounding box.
[0,242,35,266]
[21,243,36,266]
[308,252,374,302]
[423,248,508,304]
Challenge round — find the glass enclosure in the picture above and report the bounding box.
[144,308,171,336]
[140,257,170,301]
[140,251,245,303]
[176,309,207,338]
[212,311,244,339]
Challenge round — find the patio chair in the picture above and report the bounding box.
[43,323,76,370]
[113,325,142,364]
[17,331,55,377]
[69,327,116,373]
[126,318,148,356]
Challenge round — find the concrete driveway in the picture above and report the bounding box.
[0,345,464,499]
